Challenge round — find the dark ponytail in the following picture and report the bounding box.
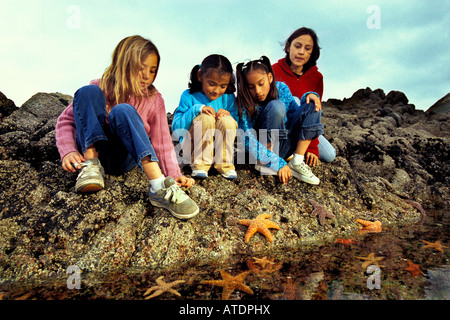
[236,56,278,118]
[188,54,236,94]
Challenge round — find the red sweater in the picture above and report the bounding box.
[272,58,324,157]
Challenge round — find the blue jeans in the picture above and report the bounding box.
[318,135,336,163]
[256,100,326,160]
[73,85,158,175]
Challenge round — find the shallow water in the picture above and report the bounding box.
[0,209,448,301]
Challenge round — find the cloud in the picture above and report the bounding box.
[0,0,448,112]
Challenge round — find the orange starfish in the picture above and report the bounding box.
[335,238,358,246]
[201,270,254,300]
[356,219,382,234]
[356,252,385,269]
[421,240,448,253]
[143,276,185,299]
[404,259,425,278]
[246,257,283,275]
[238,214,280,243]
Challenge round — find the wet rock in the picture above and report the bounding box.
[0,88,448,286]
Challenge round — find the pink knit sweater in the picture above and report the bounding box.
[55,79,182,178]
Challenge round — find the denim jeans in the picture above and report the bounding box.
[256,99,325,160]
[318,135,336,163]
[73,85,158,175]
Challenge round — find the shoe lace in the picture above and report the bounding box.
[76,161,99,180]
[296,162,313,175]
[163,184,189,204]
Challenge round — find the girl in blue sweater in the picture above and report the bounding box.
[172,54,239,179]
[235,56,324,185]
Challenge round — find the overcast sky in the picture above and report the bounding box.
[0,0,448,112]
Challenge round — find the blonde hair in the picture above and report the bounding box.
[100,35,160,111]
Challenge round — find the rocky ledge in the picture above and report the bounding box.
[0,88,448,287]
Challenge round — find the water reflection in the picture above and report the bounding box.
[0,210,448,300]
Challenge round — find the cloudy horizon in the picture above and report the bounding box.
[0,0,449,112]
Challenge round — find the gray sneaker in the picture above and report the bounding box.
[75,158,105,193]
[148,177,199,220]
[287,160,320,185]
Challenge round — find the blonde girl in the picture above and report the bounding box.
[55,35,199,220]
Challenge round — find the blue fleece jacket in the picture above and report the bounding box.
[172,89,238,142]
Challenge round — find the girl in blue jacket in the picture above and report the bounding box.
[172,54,239,179]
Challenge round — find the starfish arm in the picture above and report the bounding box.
[236,283,254,295]
[144,286,158,296]
[326,212,336,218]
[318,215,325,225]
[155,276,166,284]
[221,288,234,300]
[259,213,273,219]
[169,280,186,286]
[244,225,258,243]
[356,219,371,227]
[168,289,182,297]
[258,227,274,242]
[264,221,280,230]
[201,280,226,287]
[144,289,164,299]
[238,219,252,226]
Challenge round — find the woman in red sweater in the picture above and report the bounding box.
[273,27,335,166]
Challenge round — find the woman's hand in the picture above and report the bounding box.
[175,175,195,189]
[306,94,322,112]
[62,152,85,173]
[278,165,292,185]
[202,106,216,117]
[215,109,230,120]
[305,152,319,167]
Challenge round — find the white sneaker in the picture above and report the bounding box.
[221,170,237,179]
[75,158,105,193]
[254,162,277,176]
[191,170,208,179]
[287,160,320,185]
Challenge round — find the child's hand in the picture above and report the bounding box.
[62,152,85,173]
[306,94,322,112]
[202,106,216,117]
[278,165,292,185]
[175,175,195,189]
[305,152,319,167]
[215,109,230,120]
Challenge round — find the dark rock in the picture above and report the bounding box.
[0,91,17,120]
[386,90,409,105]
[0,88,448,287]
[426,93,450,115]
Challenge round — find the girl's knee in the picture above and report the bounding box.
[318,135,336,163]
[266,100,286,118]
[216,115,237,129]
[194,113,216,128]
[76,85,103,98]
[108,104,136,121]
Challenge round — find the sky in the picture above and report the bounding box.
[0,0,449,112]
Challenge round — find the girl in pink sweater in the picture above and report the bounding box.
[55,35,199,220]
